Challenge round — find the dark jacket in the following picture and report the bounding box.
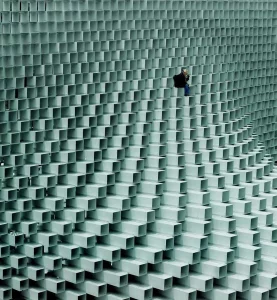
[173,73,190,88]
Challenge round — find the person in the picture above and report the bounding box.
[173,68,190,96]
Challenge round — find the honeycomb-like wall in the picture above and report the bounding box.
[1,0,277,299]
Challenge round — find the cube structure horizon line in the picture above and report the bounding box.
[1,0,277,299]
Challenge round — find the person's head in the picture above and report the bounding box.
[182,68,189,75]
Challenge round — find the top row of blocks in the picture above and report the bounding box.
[1,0,277,12]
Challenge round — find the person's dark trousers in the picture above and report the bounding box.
[184,83,190,96]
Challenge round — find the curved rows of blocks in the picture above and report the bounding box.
[1,0,277,299]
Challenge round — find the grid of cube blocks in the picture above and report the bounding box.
[1,0,277,299]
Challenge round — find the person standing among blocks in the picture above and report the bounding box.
[173,68,190,96]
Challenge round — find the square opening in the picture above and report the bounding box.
[76,271,85,284]
[233,174,240,185]
[218,177,225,189]
[93,260,102,273]
[111,211,121,224]
[86,236,95,248]
[203,222,212,235]
[222,149,229,159]
[218,265,227,278]
[154,252,162,264]
[42,211,51,223]
[76,294,86,300]
[180,181,187,194]
[37,290,46,300]
[147,211,155,223]
[86,163,94,174]
[271,277,277,290]
[138,224,146,237]
[256,168,263,179]
[64,224,72,235]
[201,180,208,191]
[238,188,245,200]
[177,210,186,222]
[1,246,9,257]
[119,274,128,286]
[0,201,4,212]
[230,236,238,248]
[254,248,261,261]
[68,187,76,199]
[272,229,277,242]
[228,219,236,232]
[226,161,233,172]
[3,268,11,279]
[250,217,258,230]
[179,195,187,207]
[3,289,12,299]
[15,235,24,246]
[53,259,62,271]
[178,156,186,167]
[18,257,27,268]
[36,269,45,281]
[204,208,212,220]
[200,238,208,250]
[192,251,200,264]
[226,205,233,218]
[20,279,29,290]
[49,235,58,246]
[253,232,260,245]
[23,200,32,211]
[244,202,251,214]
[78,176,86,186]
[58,164,67,175]
[144,288,152,299]
[76,211,85,223]
[198,166,205,178]
[71,248,80,260]
[164,277,172,290]
[100,224,109,236]
[266,214,273,226]
[121,198,130,211]
[98,284,107,297]
[205,278,213,291]
[34,247,42,257]
[242,278,250,291]
[165,238,174,250]
[138,264,147,276]
[12,212,21,223]
[158,171,165,182]
[252,185,259,197]
[260,291,269,300]
[81,198,93,211]
[151,196,160,209]
[180,264,189,277]
[112,249,120,262]
[159,158,166,169]
[195,153,202,165]
[227,251,235,263]
[128,186,136,197]
[174,224,182,236]
[125,237,134,249]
